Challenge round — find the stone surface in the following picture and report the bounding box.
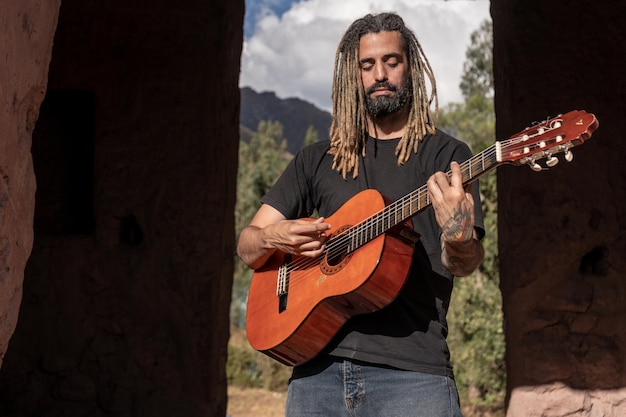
[0,0,242,416]
[507,383,626,417]
[0,0,60,369]
[493,0,626,415]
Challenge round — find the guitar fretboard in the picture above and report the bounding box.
[338,143,501,254]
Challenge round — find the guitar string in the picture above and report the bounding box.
[276,132,542,289]
[279,142,504,285]
[275,143,500,288]
[259,116,584,328]
[263,118,583,303]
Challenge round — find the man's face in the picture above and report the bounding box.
[358,30,411,118]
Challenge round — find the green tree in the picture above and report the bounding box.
[438,19,506,414]
[232,120,291,328]
[228,121,299,393]
[303,125,319,147]
[460,20,494,99]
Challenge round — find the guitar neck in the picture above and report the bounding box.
[393,142,501,220]
[341,143,501,253]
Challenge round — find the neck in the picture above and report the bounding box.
[367,106,409,139]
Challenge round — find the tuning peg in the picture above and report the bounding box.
[546,156,559,167]
[564,150,573,162]
[529,161,542,172]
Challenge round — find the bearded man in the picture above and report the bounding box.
[237,12,485,417]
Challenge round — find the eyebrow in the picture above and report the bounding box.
[359,52,404,64]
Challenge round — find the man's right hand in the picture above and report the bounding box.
[236,204,331,269]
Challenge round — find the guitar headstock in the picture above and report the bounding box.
[497,110,599,171]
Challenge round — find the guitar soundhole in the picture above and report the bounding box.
[320,225,353,274]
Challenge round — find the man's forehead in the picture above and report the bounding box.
[358,31,406,57]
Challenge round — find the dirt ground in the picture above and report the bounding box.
[227,386,286,417]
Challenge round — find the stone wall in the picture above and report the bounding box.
[493,1,626,416]
[0,0,60,369]
[0,0,242,416]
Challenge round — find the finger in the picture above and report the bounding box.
[311,217,332,233]
[464,189,475,205]
[434,171,451,188]
[427,173,446,202]
[299,239,325,253]
[297,218,331,239]
[449,162,464,190]
[428,172,441,189]
[292,219,329,233]
[299,245,326,258]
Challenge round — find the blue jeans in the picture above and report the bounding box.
[285,358,463,417]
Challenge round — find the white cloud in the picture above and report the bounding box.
[240,0,491,111]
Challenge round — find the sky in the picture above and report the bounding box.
[241,0,491,112]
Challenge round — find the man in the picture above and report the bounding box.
[237,12,485,417]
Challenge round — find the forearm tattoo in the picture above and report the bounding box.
[442,204,473,243]
[440,203,484,276]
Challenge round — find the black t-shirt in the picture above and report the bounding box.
[261,130,485,376]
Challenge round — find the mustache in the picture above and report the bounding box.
[366,81,398,95]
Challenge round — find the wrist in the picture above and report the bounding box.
[440,228,474,247]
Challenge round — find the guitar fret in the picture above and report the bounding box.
[357,224,364,247]
[346,139,579,255]
[346,143,502,254]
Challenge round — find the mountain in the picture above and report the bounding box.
[240,87,332,154]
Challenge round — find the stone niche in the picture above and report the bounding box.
[493,0,626,416]
[0,1,243,416]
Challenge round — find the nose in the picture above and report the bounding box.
[374,62,387,82]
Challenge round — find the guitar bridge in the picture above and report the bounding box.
[276,254,291,313]
[278,293,288,313]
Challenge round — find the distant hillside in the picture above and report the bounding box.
[240,87,332,154]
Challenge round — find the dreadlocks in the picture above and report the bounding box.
[328,12,438,179]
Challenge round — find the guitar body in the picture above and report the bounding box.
[245,189,417,366]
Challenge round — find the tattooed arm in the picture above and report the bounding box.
[440,227,485,277]
[427,162,485,277]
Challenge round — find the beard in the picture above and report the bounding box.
[365,79,412,119]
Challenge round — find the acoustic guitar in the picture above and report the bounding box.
[246,110,599,366]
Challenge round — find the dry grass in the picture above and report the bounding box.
[227,386,286,417]
[227,328,288,416]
